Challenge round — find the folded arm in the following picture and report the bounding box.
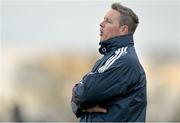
[71,63,139,117]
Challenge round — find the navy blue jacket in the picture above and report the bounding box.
[71,34,147,122]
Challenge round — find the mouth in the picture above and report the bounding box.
[99,29,103,36]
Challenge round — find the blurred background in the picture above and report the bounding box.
[0,0,180,121]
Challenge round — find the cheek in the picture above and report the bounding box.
[104,26,120,36]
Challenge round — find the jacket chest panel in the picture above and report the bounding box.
[92,52,114,72]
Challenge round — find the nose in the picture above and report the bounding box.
[100,20,105,28]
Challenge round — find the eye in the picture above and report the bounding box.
[104,17,113,23]
[107,19,112,23]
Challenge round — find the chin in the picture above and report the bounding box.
[100,37,109,42]
[100,38,104,42]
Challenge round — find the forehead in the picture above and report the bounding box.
[104,9,120,19]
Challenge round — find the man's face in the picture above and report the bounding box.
[99,9,121,42]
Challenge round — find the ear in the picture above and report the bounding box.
[119,25,129,34]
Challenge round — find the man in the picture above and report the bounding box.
[71,3,147,122]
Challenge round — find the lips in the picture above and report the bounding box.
[100,29,103,36]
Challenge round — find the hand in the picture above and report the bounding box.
[82,105,107,113]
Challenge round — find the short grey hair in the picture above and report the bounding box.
[111,3,139,34]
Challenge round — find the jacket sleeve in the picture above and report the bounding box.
[71,61,139,117]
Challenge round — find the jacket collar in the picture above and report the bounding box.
[99,34,134,55]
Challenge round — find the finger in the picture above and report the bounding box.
[94,108,107,113]
[86,107,107,113]
[82,109,86,112]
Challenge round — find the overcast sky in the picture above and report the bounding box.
[1,0,180,55]
[0,0,180,99]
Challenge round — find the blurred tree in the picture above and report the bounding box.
[12,53,97,121]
